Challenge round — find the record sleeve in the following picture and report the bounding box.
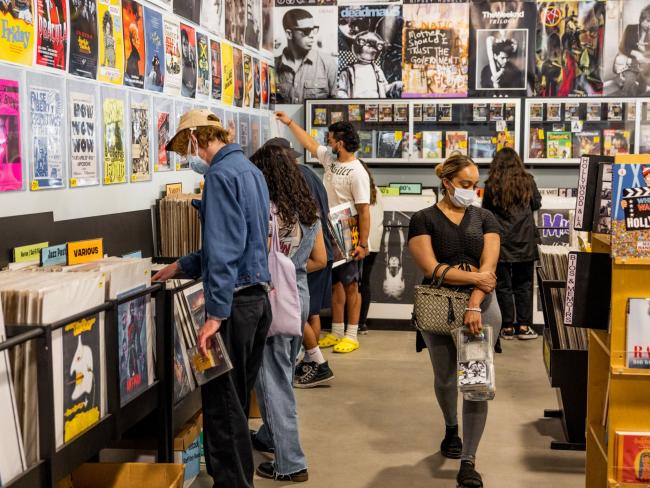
[528,128,545,159]
[608,102,624,121]
[573,131,601,159]
[473,104,487,122]
[394,103,407,123]
[189,333,233,386]
[438,104,452,122]
[445,131,468,157]
[587,102,602,121]
[364,104,378,122]
[378,104,393,123]
[546,131,572,160]
[546,103,561,121]
[376,131,401,159]
[603,129,631,157]
[615,432,650,482]
[313,108,327,127]
[422,131,442,159]
[348,104,362,122]
[530,103,543,121]
[422,104,437,122]
[243,54,253,108]
[232,47,244,107]
[244,0,261,50]
[469,136,495,159]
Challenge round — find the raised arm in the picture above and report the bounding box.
[275,111,320,156]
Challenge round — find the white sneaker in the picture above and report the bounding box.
[517,327,539,340]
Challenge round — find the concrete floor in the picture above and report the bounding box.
[194,331,585,488]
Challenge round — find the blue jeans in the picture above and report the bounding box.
[255,333,306,474]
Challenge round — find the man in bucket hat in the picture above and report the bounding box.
[153,109,272,488]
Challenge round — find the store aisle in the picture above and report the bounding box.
[195,331,585,488]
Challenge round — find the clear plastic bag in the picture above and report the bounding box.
[454,325,496,401]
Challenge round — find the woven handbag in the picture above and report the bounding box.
[413,264,473,336]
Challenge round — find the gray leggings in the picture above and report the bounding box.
[421,292,501,463]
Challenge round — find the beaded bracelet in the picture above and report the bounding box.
[465,307,482,313]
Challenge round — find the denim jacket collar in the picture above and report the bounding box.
[211,144,244,166]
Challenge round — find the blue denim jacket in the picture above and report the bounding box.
[179,144,271,318]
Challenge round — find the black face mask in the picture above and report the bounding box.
[329,144,339,157]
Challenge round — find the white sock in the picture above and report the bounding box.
[331,322,345,338]
[345,324,359,342]
[307,346,326,365]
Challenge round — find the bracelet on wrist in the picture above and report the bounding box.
[465,307,482,313]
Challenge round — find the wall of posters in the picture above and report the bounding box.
[469,0,536,97]
[201,0,225,37]
[0,78,23,192]
[62,314,101,443]
[98,0,125,85]
[273,4,338,104]
[210,39,222,100]
[130,99,151,182]
[143,6,164,92]
[30,83,65,189]
[603,0,650,96]
[122,0,145,89]
[36,0,67,70]
[102,95,126,184]
[180,23,197,98]
[69,89,99,186]
[402,2,469,98]
[69,0,99,79]
[196,31,210,99]
[221,42,234,105]
[163,16,182,96]
[535,1,604,97]
[337,4,403,99]
[0,0,34,66]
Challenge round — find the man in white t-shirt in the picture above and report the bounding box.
[276,112,370,353]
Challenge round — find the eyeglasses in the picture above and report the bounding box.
[291,26,319,36]
[355,37,385,51]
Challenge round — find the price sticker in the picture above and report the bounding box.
[538,129,545,140]
[104,176,111,185]
[31,180,39,191]
[131,174,137,183]
[70,178,77,188]
[176,163,181,171]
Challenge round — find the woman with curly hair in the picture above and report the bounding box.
[482,148,542,341]
[249,144,327,482]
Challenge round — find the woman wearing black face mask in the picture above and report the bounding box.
[408,154,501,488]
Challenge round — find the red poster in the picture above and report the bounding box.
[36,0,68,70]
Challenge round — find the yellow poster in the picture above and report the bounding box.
[103,98,126,184]
[97,0,124,85]
[221,42,234,106]
[0,0,35,66]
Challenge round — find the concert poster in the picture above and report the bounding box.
[30,85,64,189]
[69,91,99,185]
[225,0,246,46]
[98,0,125,85]
[144,6,165,92]
[221,42,234,105]
[163,16,182,96]
[232,46,244,107]
[36,0,68,70]
[102,97,126,185]
[69,0,98,79]
[180,23,197,98]
[210,39,222,100]
[130,101,150,182]
[0,0,34,66]
[122,0,145,89]
[196,31,211,99]
[0,79,23,192]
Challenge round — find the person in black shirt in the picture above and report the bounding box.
[482,148,542,341]
[408,155,500,488]
[480,37,523,90]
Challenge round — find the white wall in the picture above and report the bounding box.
[0,170,202,221]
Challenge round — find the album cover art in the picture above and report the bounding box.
[423,104,437,122]
[603,129,631,156]
[402,2,469,98]
[422,131,442,159]
[261,61,269,107]
[118,294,149,405]
[586,102,601,121]
[379,104,393,123]
[364,103,378,122]
[313,107,327,126]
[445,130,468,157]
[394,103,408,123]
[530,103,543,121]
[469,136,496,159]
[338,4,403,99]
[473,104,487,122]
[573,131,601,158]
[438,104,452,122]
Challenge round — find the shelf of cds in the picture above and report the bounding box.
[304,98,521,166]
[524,98,639,166]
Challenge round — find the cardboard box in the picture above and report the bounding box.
[99,413,203,488]
[61,463,184,488]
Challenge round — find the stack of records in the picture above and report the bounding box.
[328,203,359,266]
[0,269,106,464]
[159,193,202,257]
[537,245,588,350]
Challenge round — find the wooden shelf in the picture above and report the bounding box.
[614,257,650,266]
[611,367,650,377]
[592,233,612,252]
[588,423,608,462]
[591,329,611,357]
[609,480,650,488]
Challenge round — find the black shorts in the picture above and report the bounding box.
[307,261,332,316]
[332,260,362,286]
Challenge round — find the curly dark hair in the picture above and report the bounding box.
[485,147,534,211]
[250,145,319,227]
[328,121,360,153]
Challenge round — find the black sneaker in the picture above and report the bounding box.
[293,361,334,389]
[500,327,515,340]
[256,461,308,482]
[517,327,539,340]
[294,361,314,379]
[359,323,369,335]
[250,430,274,456]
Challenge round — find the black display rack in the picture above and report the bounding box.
[2,279,203,487]
[536,267,588,452]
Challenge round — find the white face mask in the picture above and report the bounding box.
[187,133,209,175]
[448,184,476,208]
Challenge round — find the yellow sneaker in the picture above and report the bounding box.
[332,337,360,354]
[319,333,341,348]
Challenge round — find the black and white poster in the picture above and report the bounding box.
[337,4,403,99]
[273,3,338,104]
[30,85,65,189]
[173,0,200,25]
[69,91,98,186]
[225,0,246,46]
[604,0,650,96]
[368,195,435,320]
[469,0,536,97]
[245,0,262,50]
